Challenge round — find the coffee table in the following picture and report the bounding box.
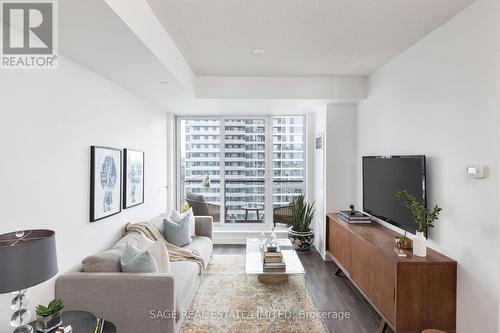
[244,238,309,317]
[245,238,305,283]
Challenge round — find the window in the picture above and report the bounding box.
[177,116,305,227]
[272,116,305,206]
[179,119,222,221]
[224,119,266,223]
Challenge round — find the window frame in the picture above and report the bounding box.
[175,114,307,231]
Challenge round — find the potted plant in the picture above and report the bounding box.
[35,299,64,332]
[288,195,316,252]
[395,190,442,257]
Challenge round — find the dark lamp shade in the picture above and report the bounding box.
[0,230,58,294]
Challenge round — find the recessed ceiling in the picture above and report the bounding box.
[146,0,475,76]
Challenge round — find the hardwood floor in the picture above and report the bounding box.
[213,244,392,333]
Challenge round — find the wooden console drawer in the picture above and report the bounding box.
[328,217,352,274]
[350,235,396,325]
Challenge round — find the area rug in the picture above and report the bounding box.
[181,255,327,333]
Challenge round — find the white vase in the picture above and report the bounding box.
[413,231,427,257]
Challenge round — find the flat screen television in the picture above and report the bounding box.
[362,155,427,235]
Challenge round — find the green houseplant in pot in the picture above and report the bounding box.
[288,195,316,252]
[35,299,64,332]
[395,190,442,257]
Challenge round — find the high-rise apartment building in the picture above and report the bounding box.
[180,116,304,223]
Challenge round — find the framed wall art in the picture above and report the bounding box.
[123,149,144,209]
[90,146,122,222]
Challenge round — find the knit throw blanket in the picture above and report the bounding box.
[122,222,205,273]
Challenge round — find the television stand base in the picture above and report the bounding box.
[378,319,388,333]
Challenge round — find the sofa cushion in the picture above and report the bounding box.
[82,232,143,272]
[162,215,191,247]
[184,236,213,267]
[170,261,202,318]
[121,242,159,273]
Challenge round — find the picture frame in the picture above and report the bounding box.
[90,146,122,222]
[123,149,144,209]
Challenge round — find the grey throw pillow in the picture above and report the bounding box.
[82,232,143,272]
[120,242,159,273]
[162,215,191,247]
[82,249,122,272]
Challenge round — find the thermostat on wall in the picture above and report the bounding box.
[466,164,485,178]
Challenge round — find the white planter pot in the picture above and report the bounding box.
[413,232,427,257]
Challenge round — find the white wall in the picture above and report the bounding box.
[311,107,326,257]
[311,104,357,258]
[0,56,168,331]
[325,104,357,213]
[356,0,500,331]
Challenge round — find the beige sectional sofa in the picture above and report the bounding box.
[55,215,213,333]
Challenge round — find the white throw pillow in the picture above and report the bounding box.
[136,236,171,273]
[171,208,195,238]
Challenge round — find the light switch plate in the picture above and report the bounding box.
[466,164,485,178]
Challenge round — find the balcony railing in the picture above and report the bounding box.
[181,178,303,224]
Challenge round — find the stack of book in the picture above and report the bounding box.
[262,249,286,272]
[338,210,371,224]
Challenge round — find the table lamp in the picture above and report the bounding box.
[0,230,58,333]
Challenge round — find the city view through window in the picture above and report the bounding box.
[178,116,305,225]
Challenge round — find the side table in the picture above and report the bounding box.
[29,311,116,333]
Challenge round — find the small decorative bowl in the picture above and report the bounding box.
[395,236,412,250]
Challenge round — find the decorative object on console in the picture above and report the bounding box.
[123,149,144,209]
[413,232,427,257]
[35,299,64,332]
[395,190,443,257]
[338,205,371,224]
[0,230,58,333]
[394,235,412,250]
[90,146,122,222]
[288,195,315,252]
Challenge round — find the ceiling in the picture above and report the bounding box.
[146,0,475,76]
[59,0,194,112]
[58,0,365,113]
